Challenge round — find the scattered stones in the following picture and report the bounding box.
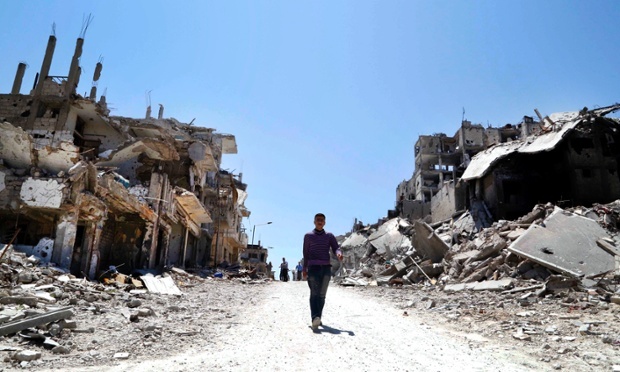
[12,350,41,362]
[49,323,61,336]
[51,345,70,354]
[127,299,142,308]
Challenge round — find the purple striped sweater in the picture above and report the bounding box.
[303,229,341,272]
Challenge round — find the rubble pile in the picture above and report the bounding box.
[339,202,620,299]
[0,247,268,369]
[339,203,620,369]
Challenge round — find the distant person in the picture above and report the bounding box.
[295,261,303,281]
[267,261,273,279]
[302,213,342,330]
[279,257,289,282]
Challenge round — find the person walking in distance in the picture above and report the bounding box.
[302,213,342,330]
[279,257,289,282]
[295,261,303,281]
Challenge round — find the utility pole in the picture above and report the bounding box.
[251,222,272,246]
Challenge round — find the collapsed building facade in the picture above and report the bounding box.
[0,33,250,278]
[395,105,620,224]
[340,103,620,286]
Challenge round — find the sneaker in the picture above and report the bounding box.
[312,317,321,330]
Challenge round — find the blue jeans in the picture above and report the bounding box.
[307,265,332,320]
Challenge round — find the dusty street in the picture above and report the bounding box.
[26,280,553,372]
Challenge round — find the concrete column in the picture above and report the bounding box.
[141,223,154,269]
[181,227,189,268]
[147,172,168,268]
[159,228,171,267]
[65,38,84,97]
[89,86,97,101]
[87,219,105,279]
[11,63,27,94]
[27,35,56,129]
[52,210,79,269]
[438,156,444,185]
[35,35,56,95]
[89,61,102,101]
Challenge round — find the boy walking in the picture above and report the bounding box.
[302,213,342,330]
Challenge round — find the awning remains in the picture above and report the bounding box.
[174,188,212,225]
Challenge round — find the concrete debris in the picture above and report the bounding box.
[443,278,514,293]
[339,199,620,316]
[0,307,73,337]
[139,274,179,295]
[509,207,615,278]
[12,350,41,362]
[367,218,413,258]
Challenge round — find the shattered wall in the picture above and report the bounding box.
[20,178,66,208]
[457,122,485,152]
[565,124,620,205]
[401,200,430,221]
[430,181,466,222]
[396,178,416,202]
[0,95,32,125]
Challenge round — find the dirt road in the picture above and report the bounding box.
[59,280,549,372]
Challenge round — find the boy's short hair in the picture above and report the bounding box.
[314,213,326,219]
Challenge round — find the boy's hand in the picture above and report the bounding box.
[337,252,343,261]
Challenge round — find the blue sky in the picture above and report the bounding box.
[1,1,619,268]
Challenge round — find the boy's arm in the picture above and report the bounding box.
[329,234,343,260]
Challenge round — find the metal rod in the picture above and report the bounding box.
[0,228,21,262]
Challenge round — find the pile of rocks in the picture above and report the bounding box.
[0,247,267,369]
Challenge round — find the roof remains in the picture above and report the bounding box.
[462,104,620,181]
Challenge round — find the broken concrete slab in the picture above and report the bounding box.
[413,220,449,263]
[367,218,412,258]
[471,233,506,261]
[443,278,514,292]
[451,250,478,264]
[0,306,74,337]
[596,239,620,257]
[506,228,526,241]
[0,296,39,307]
[508,207,615,278]
[340,277,369,286]
[95,138,179,167]
[140,274,182,295]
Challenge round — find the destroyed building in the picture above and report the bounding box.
[239,243,270,277]
[339,103,620,288]
[395,106,620,223]
[0,33,250,278]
